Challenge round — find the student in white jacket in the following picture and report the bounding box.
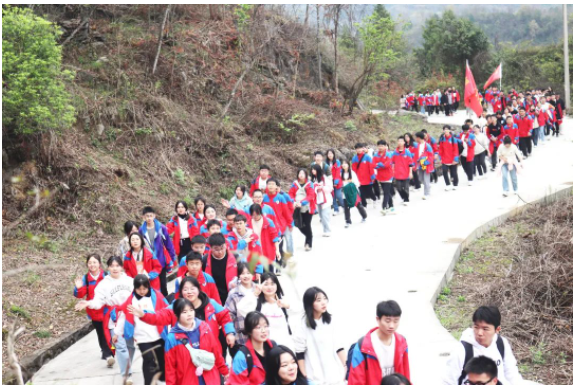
[75,256,135,383]
[310,164,333,237]
[294,287,346,385]
[442,306,523,385]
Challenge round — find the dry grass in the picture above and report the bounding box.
[435,196,573,385]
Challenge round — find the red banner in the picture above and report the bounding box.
[465,62,483,118]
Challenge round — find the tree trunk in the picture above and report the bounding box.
[333,5,341,94]
[316,5,322,90]
[304,5,309,26]
[152,4,171,75]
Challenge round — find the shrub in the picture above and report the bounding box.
[2,6,75,135]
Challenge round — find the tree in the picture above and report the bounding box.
[2,6,75,135]
[344,8,402,113]
[415,10,490,83]
[316,5,322,89]
[326,5,344,93]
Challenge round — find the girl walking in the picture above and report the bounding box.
[123,232,162,291]
[340,161,367,227]
[310,164,333,237]
[288,169,316,251]
[166,201,200,260]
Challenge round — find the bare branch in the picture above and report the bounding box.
[152,5,172,75]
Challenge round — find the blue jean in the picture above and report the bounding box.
[420,106,426,114]
[110,329,135,377]
[332,187,344,212]
[501,164,518,192]
[538,126,545,143]
[283,227,293,255]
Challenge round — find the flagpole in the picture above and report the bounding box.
[499,62,502,92]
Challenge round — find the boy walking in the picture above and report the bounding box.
[351,143,376,207]
[348,300,410,384]
[139,206,177,297]
[442,306,523,385]
[391,137,414,205]
[414,132,434,199]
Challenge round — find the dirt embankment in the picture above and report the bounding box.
[435,196,573,385]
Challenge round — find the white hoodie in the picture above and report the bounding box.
[87,273,134,328]
[442,328,523,385]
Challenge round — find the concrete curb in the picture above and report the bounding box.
[430,185,574,305]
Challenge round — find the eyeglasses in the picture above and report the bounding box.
[254,325,269,332]
[464,378,494,385]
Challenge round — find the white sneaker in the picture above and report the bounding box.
[380,209,387,216]
[445,187,451,192]
[388,207,396,214]
[403,201,409,206]
[125,375,133,385]
[422,195,427,200]
[304,244,311,251]
[513,191,518,195]
[106,356,115,368]
[322,233,331,237]
[452,186,457,191]
[502,192,509,197]
[345,223,350,228]
[468,181,473,186]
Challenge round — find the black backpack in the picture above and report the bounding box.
[345,336,366,380]
[457,335,505,385]
[237,340,277,375]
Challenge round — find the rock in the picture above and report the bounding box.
[96,124,105,136]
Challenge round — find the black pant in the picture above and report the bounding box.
[545,124,551,136]
[444,104,450,116]
[431,170,438,183]
[395,179,410,202]
[138,339,165,385]
[410,171,421,189]
[554,122,560,136]
[380,182,394,209]
[296,212,313,247]
[442,164,459,186]
[490,150,498,169]
[219,330,228,359]
[532,127,539,146]
[474,152,487,176]
[178,238,192,259]
[519,137,532,157]
[372,181,381,199]
[343,202,367,224]
[93,320,113,359]
[159,267,168,297]
[461,158,475,181]
[359,185,375,207]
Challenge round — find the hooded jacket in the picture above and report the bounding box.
[438,133,460,165]
[391,148,414,180]
[123,247,162,291]
[174,271,221,305]
[288,180,316,215]
[139,219,176,270]
[115,289,169,342]
[164,319,228,385]
[348,328,410,385]
[351,153,375,186]
[372,151,394,182]
[166,214,200,256]
[205,249,238,292]
[140,292,235,350]
[228,338,276,385]
[73,270,108,322]
[442,328,522,385]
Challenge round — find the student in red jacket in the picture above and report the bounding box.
[514,107,534,157]
[438,125,460,191]
[414,132,435,199]
[289,169,316,252]
[249,203,280,271]
[373,140,394,214]
[228,311,277,385]
[227,214,263,265]
[174,252,221,304]
[460,124,477,186]
[391,137,414,205]
[132,276,236,357]
[163,298,228,385]
[166,200,200,260]
[249,164,272,197]
[351,143,376,207]
[263,178,291,260]
[123,232,162,291]
[348,300,410,385]
[192,197,207,229]
[73,254,114,366]
[502,116,519,145]
[177,235,207,277]
[326,149,344,216]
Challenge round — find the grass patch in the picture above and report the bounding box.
[9,305,30,319]
[33,330,52,339]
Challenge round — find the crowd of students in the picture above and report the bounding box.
[71,95,566,384]
[400,88,461,117]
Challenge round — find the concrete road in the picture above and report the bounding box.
[31,111,573,384]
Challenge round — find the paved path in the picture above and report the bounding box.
[31,111,573,384]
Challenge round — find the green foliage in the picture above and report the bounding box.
[457,295,466,303]
[441,286,451,296]
[9,305,30,319]
[2,6,75,135]
[25,272,41,286]
[173,168,187,186]
[135,127,153,136]
[33,330,52,339]
[25,232,59,253]
[234,4,253,30]
[415,10,490,83]
[344,120,357,132]
[530,342,547,365]
[278,113,315,134]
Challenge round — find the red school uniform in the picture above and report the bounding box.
[123,247,162,291]
[73,270,108,322]
[391,147,414,180]
[513,113,534,138]
[166,215,200,257]
[373,151,394,182]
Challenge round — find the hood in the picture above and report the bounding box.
[460,327,496,351]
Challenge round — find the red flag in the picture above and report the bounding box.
[464,61,483,118]
[483,63,502,90]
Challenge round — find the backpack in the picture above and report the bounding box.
[457,335,505,385]
[345,336,366,380]
[238,340,277,375]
